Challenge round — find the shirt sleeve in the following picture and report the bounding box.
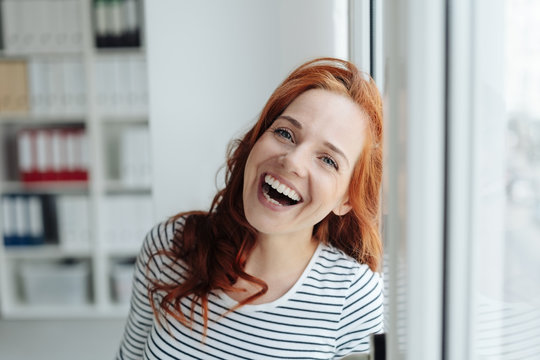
[115,219,180,360]
[334,265,384,359]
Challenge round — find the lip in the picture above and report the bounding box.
[256,172,303,211]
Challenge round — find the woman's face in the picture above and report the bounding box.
[242,88,367,240]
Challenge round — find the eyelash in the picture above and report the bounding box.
[272,127,339,170]
[274,127,293,142]
[321,155,339,170]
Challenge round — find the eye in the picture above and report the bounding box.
[273,128,294,142]
[321,155,339,170]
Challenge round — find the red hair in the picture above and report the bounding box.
[149,57,383,334]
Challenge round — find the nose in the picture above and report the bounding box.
[280,146,309,177]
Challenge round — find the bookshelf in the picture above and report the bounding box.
[0,0,152,318]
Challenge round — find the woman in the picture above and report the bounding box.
[116,58,384,359]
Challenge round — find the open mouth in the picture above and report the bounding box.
[261,174,302,206]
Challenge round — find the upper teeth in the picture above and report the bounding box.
[264,175,301,202]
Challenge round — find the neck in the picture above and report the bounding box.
[245,229,319,281]
[226,229,319,305]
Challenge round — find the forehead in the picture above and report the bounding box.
[282,88,364,120]
[280,89,366,138]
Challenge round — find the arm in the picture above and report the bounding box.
[334,266,384,359]
[115,221,176,359]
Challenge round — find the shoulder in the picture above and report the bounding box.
[316,244,383,310]
[137,216,188,271]
[316,244,381,285]
[142,216,187,250]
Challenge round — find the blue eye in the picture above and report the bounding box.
[321,156,338,170]
[274,128,293,142]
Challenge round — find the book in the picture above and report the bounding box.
[0,60,30,113]
[27,195,45,245]
[17,130,37,182]
[1,196,17,246]
[123,0,141,47]
[63,58,87,116]
[1,0,21,54]
[57,194,90,250]
[0,0,4,50]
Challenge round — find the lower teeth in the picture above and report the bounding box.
[263,186,282,206]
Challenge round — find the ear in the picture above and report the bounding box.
[332,198,352,216]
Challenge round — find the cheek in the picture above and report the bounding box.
[244,145,260,179]
[335,173,355,204]
[243,139,268,187]
[246,135,278,166]
[315,171,353,203]
[243,152,257,195]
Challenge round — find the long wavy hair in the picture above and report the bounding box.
[149,57,383,334]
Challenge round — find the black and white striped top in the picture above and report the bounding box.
[116,218,384,360]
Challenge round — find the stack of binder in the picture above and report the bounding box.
[1,0,84,55]
[1,194,90,248]
[119,126,151,187]
[93,0,142,48]
[1,194,57,246]
[17,128,89,183]
[94,54,147,116]
[56,194,90,249]
[28,57,87,116]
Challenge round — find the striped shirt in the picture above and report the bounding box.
[116,218,384,360]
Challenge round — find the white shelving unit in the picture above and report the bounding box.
[0,0,152,318]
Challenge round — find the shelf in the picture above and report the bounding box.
[103,246,140,257]
[0,0,151,320]
[0,51,85,59]
[3,245,92,259]
[0,181,89,194]
[0,114,86,125]
[105,180,151,194]
[93,47,146,56]
[1,303,129,319]
[0,51,24,59]
[101,115,148,125]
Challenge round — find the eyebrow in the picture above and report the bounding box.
[324,141,349,167]
[277,115,350,167]
[278,115,303,129]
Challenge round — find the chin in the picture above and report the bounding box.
[243,210,283,236]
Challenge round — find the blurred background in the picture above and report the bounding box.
[0,0,538,359]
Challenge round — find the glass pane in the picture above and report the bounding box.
[473,0,540,358]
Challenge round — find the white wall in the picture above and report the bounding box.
[146,0,349,220]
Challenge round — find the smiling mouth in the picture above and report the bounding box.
[262,174,302,206]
